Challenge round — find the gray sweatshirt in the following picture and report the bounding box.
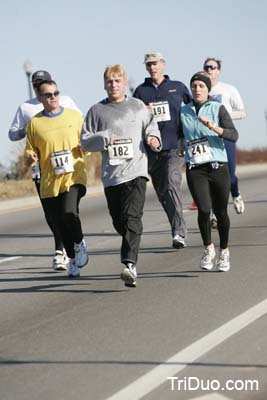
[81,96,162,188]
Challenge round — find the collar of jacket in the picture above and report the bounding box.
[144,75,169,87]
[190,99,212,111]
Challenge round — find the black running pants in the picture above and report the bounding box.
[186,163,231,249]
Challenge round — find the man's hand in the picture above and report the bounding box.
[146,103,153,113]
[177,138,185,157]
[109,133,117,145]
[146,135,160,150]
[25,152,38,166]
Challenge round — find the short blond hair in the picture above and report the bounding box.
[104,64,127,81]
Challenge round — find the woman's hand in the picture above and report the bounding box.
[198,116,223,136]
[198,116,216,130]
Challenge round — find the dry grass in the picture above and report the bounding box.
[0,149,266,200]
[0,179,37,200]
[0,152,102,200]
[237,148,267,164]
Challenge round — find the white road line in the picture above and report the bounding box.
[106,299,267,400]
[0,256,21,264]
[190,394,230,400]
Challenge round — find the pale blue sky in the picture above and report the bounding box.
[1,0,267,166]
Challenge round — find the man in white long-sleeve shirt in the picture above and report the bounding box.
[9,70,81,141]
[203,58,246,217]
[9,70,81,271]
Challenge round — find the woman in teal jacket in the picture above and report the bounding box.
[179,72,238,272]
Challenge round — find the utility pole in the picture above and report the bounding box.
[23,59,33,99]
[264,108,267,138]
[128,78,135,96]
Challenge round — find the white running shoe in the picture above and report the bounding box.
[68,259,80,278]
[233,195,245,214]
[172,234,186,249]
[210,212,218,229]
[52,249,69,271]
[120,265,137,287]
[216,249,230,272]
[200,244,216,270]
[74,239,88,267]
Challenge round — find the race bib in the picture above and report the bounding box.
[50,150,74,175]
[188,138,212,164]
[108,139,133,165]
[151,101,171,122]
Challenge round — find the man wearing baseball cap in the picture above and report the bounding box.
[9,70,80,141]
[133,51,191,249]
[143,51,165,64]
[8,70,82,272]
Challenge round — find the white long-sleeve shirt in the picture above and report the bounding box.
[9,95,82,141]
[210,81,246,120]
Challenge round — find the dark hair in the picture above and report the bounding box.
[36,80,57,94]
[203,57,222,70]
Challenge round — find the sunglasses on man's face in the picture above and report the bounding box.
[204,65,218,71]
[40,90,60,99]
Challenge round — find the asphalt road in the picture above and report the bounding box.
[0,165,266,400]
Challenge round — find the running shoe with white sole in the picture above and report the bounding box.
[68,259,80,278]
[216,248,230,272]
[120,265,137,287]
[200,244,216,271]
[52,249,69,271]
[172,234,186,249]
[233,195,245,214]
[74,239,88,267]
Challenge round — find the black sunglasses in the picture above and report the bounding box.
[204,65,218,71]
[40,90,60,99]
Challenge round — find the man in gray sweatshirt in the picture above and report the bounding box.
[81,64,161,287]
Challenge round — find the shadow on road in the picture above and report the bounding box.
[0,358,266,368]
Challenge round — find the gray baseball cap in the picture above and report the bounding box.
[144,51,165,64]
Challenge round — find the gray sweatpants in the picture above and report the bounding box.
[148,149,187,239]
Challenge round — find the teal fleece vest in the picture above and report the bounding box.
[181,101,228,164]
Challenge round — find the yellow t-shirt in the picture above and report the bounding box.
[25,108,87,199]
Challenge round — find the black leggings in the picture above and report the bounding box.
[35,180,64,252]
[186,163,231,249]
[41,184,86,258]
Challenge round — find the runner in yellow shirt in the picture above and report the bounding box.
[25,79,88,277]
